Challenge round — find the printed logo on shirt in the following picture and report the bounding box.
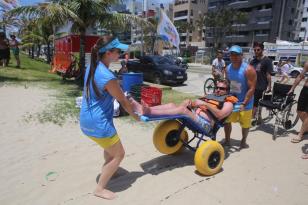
[230,80,242,94]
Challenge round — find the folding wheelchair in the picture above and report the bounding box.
[256,82,299,139]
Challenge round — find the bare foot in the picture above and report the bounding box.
[221,140,230,147]
[94,187,117,200]
[301,154,308,159]
[240,142,249,149]
[128,97,143,114]
[291,135,303,143]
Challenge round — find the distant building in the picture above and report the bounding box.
[173,0,208,48]
[299,0,308,41]
[207,0,303,48]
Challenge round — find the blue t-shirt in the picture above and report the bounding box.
[227,62,254,110]
[80,62,117,138]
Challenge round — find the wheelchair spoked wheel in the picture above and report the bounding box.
[204,78,216,95]
[283,101,299,130]
[153,120,188,155]
[194,141,224,176]
[261,108,273,122]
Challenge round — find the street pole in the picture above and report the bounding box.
[300,28,307,66]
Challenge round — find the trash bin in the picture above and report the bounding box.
[122,73,143,92]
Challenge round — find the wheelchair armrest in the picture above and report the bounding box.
[261,92,272,101]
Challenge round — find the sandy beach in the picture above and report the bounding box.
[0,83,307,205]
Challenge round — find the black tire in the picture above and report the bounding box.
[290,71,300,78]
[283,101,299,130]
[203,78,216,95]
[153,73,162,85]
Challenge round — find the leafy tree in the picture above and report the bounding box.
[197,8,248,50]
[8,0,150,80]
[174,20,194,48]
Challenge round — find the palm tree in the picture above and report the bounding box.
[8,0,150,78]
[174,21,194,48]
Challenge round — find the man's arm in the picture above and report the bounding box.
[266,72,272,92]
[204,101,233,120]
[212,59,218,75]
[192,99,233,120]
[288,62,308,93]
[242,65,257,109]
[266,59,273,92]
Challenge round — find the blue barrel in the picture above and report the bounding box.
[122,73,143,92]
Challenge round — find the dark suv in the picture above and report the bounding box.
[126,55,187,85]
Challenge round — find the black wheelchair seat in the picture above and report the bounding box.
[259,83,293,110]
[256,82,299,139]
[259,100,283,110]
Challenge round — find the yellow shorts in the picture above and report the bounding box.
[225,109,253,128]
[89,134,120,149]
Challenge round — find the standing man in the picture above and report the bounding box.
[250,42,273,124]
[224,45,257,148]
[212,50,226,80]
[278,58,291,84]
[9,35,20,68]
[288,62,308,153]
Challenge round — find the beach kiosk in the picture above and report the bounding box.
[52,34,99,79]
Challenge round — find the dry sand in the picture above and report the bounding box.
[0,84,307,205]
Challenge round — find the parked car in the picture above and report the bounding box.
[126,55,187,85]
[164,54,189,70]
[272,61,303,78]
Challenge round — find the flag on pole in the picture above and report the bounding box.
[157,9,180,49]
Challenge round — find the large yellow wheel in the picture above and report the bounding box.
[194,141,224,176]
[153,120,188,155]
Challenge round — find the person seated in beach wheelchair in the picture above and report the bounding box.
[256,82,299,139]
[130,79,238,176]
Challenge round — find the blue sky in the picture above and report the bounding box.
[18,0,175,6]
[19,0,43,6]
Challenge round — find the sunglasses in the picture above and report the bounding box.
[216,86,227,91]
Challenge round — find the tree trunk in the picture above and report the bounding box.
[31,46,35,59]
[79,28,86,84]
[46,42,51,64]
[37,44,41,58]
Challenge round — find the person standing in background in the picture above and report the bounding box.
[212,50,226,80]
[250,42,273,124]
[9,34,20,68]
[0,32,10,67]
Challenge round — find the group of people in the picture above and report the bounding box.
[78,35,307,200]
[212,42,308,158]
[0,32,20,68]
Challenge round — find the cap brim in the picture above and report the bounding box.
[115,43,129,51]
[230,51,241,55]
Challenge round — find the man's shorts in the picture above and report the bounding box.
[11,47,19,56]
[298,86,308,112]
[88,134,120,149]
[253,89,264,107]
[225,109,253,128]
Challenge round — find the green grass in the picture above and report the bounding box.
[0,53,197,125]
[1,53,82,126]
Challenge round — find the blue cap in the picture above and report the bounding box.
[229,45,242,54]
[99,38,129,53]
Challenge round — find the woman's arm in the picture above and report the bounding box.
[105,79,139,121]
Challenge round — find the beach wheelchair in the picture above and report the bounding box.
[256,82,299,139]
[140,104,239,176]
